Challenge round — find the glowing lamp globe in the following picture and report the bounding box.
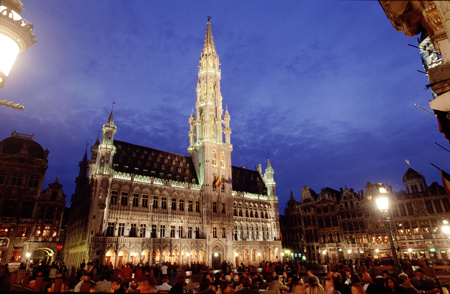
[56,244,62,250]
[0,0,37,88]
[375,187,389,212]
[443,220,450,235]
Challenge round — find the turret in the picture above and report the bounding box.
[223,107,231,145]
[264,158,276,196]
[92,110,117,175]
[189,110,196,147]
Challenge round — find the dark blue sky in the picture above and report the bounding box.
[0,1,447,214]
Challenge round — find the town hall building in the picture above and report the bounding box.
[63,19,282,268]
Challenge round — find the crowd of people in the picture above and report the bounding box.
[5,258,450,293]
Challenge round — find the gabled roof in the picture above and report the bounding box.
[232,166,267,195]
[113,140,198,184]
[402,167,423,181]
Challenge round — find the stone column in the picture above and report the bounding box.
[149,249,153,265]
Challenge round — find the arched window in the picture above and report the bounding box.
[220,152,225,168]
[209,82,214,99]
[210,115,215,137]
[202,83,207,100]
[212,150,217,166]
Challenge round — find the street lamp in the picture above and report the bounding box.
[0,0,37,110]
[0,0,37,88]
[375,186,400,273]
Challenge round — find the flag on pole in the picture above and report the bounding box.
[441,169,450,196]
[430,163,450,196]
[226,178,233,184]
[215,178,221,187]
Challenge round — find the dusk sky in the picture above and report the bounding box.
[0,1,447,214]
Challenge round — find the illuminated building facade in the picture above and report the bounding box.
[281,168,450,263]
[63,19,282,268]
[0,131,66,265]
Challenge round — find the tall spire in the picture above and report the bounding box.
[202,16,216,58]
[188,18,232,188]
[108,109,114,124]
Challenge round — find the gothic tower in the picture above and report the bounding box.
[188,17,232,191]
[87,111,117,242]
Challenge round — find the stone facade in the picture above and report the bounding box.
[63,19,282,269]
[0,131,66,265]
[281,167,450,263]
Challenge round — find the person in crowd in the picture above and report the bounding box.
[350,273,361,285]
[169,276,186,294]
[350,283,365,294]
[291,281,307,294]
[397,273,422,294]
[76,263,86,281]
[307,270,319,284]
[156,275,172,292]
[255,272,264,284]
[268,274,290,294]
[332,272,351,294]
[216,281,230,294]
[281,271,289,285]
[111,278,126,293]
[135,264,144,279]
[410,269,440,294]
[361,272,377,294]
[235,275,258,294]
[324,277,341,294]
[199,279,216,294]
[137,278,157,293]
[161,263,169,277]
[309,282,325,294]
[385,277,406,294]
[59,262,68,278]
[121,263,133,280]
[86,262,97,281]
[344,269,356,285]
[373,276,389,294]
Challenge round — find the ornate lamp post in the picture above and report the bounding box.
[0,0,37,109]
[375,186,400,273]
